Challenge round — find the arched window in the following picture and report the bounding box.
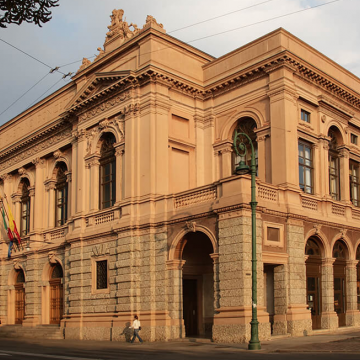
[305,237,321,257]
[99,133,116,209]
[333,240,346,259]
[55,162,68,226]
[328,127,341,201]
[232,117,258,175]
[15,268,25,324]
[20,178,30,236]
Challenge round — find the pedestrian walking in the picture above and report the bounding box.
[130,315,143,344]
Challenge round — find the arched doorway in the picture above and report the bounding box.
[15,269,25,324]
[181,231,215,338]
[333,240,348,327]
[49,263,64,324]
[305,237,323,330]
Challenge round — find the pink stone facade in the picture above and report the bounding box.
[0,9,360,342]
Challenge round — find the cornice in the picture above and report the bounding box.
[0,118,70,162]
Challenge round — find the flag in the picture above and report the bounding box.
[1,207,7,231]
[13,221,21,245]
[7,241,13,258]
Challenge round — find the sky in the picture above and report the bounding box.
[0,0,359,127]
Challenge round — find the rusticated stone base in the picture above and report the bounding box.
[346,310,360,327]
[321,312,339,330]
[212,322,271,343]
[287,318,312,336]
[273,320,287,335]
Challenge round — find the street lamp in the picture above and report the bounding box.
[233,130,261,350]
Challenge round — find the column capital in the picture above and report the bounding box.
[346,259,359,268]
[32,157,45,167]
[44,179,56,191]
[11,193,22,203]
[166,259,186,270]
[210,253,219,264]
[28,186,35,197]
[322,257,336,266]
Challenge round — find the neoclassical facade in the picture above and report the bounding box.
[0,9,360,342]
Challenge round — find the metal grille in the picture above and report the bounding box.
[51,264,63,279]
[96,260,108,289]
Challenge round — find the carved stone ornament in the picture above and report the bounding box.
[105,9,139,43]
[77,57,92,73]
[0,128,72,172]
[313,224,322,235]
[53,150,63,159]
[340,228,347,238]
[99,118,110,129]
[18,167,26,175]
[13,259,21,270]
[321,115,326,123]
[92,244,110,257]
[115,116,125,139]
[32,157,45,166]
[79,91,130,122]
[144,15,164,30]
[48,251,57,264]
[94,47,105,62]
[186,221,196,233]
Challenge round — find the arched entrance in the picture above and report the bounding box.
[15,269,25,325]
[305,237,323,330]
[49,263,64,324]
[333,240,348,327]
[179,231,216,338]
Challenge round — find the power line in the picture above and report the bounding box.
[187,0,341,43]
[168,0,277,34]
[0,37,65,75]
[0,73,49,117]
[27,76,66,109]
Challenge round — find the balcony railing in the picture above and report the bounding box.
[174,185,217,209]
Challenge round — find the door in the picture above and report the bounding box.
[50,279,63,324]
[15,284,25,325]
[183,279,198,336]
[307,275,321,330]
[334,261,346,327]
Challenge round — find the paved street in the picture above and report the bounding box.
[0,329,360,360]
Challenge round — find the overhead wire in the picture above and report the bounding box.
[0,0,341,119]
[167,0,277,34]
[0,72,49,117]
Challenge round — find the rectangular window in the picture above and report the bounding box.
[96,260,108,290]
[267,227,280,242]
[301,109,310,123]
[350,161,360,207]
[100,158,116,209]
[56,185,68,226]
[21,198,30,236]
[351,134,358,145]
[298,142,313,194]
[329,154,340,200]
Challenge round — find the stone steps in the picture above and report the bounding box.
[0,325,64,340]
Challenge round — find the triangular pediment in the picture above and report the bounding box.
[65,70,133,112]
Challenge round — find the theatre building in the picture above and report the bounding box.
[0,9,360,342]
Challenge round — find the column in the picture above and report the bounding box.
[29,186,35,233]
[210,253,220,310]
[115,145,124,204]
[256,135,267,182]
[285,219,312,336]
[75,130,87,214]
[312,142,321,196]
[70,138,78,217]
[268,67,299,188]
[339,148,350,203]
[65,171,72,219]
[345,260,360,326]
[321,258,338,329]
[32,158,45,232]
[11,194,22,230]
[48,183,56,228]
[220,147,232,178]
[319,138,330,198]
[88,156,100,212]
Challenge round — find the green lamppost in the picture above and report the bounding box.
[233,130,261,350]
